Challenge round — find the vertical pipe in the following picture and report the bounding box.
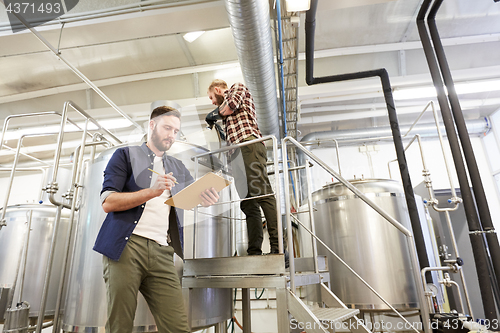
[305,0,430,273]
[378,69,432,275]
[282,141,296,292]
[428,0,500,298]
[241,288,251,333]
[444,211,474,317]
[193,156,199,259]
[304,159,319,273]
[417,0,498,320]
[35,205,63,333]
[272,137,284,254]
[275,0,287,137]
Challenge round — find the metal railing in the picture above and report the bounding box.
[282,136,430,333]
[191,135,284,257]
[0,101,119,333]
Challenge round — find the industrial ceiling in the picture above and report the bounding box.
[0,0,499,164]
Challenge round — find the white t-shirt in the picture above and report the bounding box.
[133,156,171,245]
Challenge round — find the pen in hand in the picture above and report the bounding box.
[148,168,179,184]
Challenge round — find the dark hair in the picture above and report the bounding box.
[150,106,181,120]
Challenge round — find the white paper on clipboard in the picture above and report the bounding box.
[164,172,231,210]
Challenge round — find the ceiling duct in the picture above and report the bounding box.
[224,0,281,139]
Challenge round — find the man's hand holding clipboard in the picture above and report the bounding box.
[164,172,231,210]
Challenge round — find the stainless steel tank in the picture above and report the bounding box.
[311,179,418,310]
[0,204,70,318]
[62,141,232,332]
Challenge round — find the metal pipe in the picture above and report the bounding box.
[52,140,109,333]
[300,118,489,144]
[304,159,319,274]
[0,111,91,155]
[271,137,284,255]
[11,12,143,133]
[284,136,430,333]
[428,0,500,301]
[443,211,473,317]
[281,141,296,292]
[0,133,56,229]
[34,204,62,333]
[387,133,459,211]
[287,137,411,236]
[275,0,287,136]
[48,101,122,208]
[4,211,29,313]
[305,0,430,278]
[0,0,206,30]
[193,156,199,259]
[18,209,34,303]
[417,0,498,320]
[192,135,284,254]
[421,266,454,312]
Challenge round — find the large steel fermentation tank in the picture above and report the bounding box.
[0,166,73,320]
[0,205,70,319]
[311,178,418,310]
[62,141,232,332]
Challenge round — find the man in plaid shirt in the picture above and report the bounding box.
[207,79,282,259]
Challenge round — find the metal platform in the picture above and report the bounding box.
[182,256,345,333]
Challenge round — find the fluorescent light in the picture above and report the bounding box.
[393,79,500,101]
[285,0,311,12]
[456,79,500,94]
[183,31,205,43]
[393,86,438,100]
[2,118,137,142]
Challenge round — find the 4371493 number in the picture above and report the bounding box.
[5,2,61,14]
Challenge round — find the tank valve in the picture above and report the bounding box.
[38,200,43,204]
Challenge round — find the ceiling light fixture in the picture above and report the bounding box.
[183,31,205,43]
[393,79,500,101]
[285,0,311,12]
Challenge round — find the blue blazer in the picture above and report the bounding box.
[93,143,194,261]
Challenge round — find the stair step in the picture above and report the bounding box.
[286,272,330,287]
[311,308,360,324]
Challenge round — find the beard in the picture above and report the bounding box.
[215,92,225,106]
[151,125,174,152]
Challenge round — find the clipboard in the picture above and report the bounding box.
[164,172,231,210]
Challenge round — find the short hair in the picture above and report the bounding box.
[150,106,181,121]
[208,79,228,92]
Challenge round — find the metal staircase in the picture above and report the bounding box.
[184,135,428,333]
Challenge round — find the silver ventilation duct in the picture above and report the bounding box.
[224,0,281,139]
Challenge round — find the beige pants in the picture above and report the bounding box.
[102,234,190,333]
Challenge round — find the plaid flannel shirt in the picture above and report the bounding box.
[222,83,262,145]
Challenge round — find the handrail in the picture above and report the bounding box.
[191,135,284,257]
[48,101,122,208]
[387,101,461,211]
[295,218,419,333]
[51,140,111,333]
[0,132,60,229]
[282,136,428,333]
[285,137,411,236]
[0,111,91,153]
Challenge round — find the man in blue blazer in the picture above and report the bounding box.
[94,106,219,333]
